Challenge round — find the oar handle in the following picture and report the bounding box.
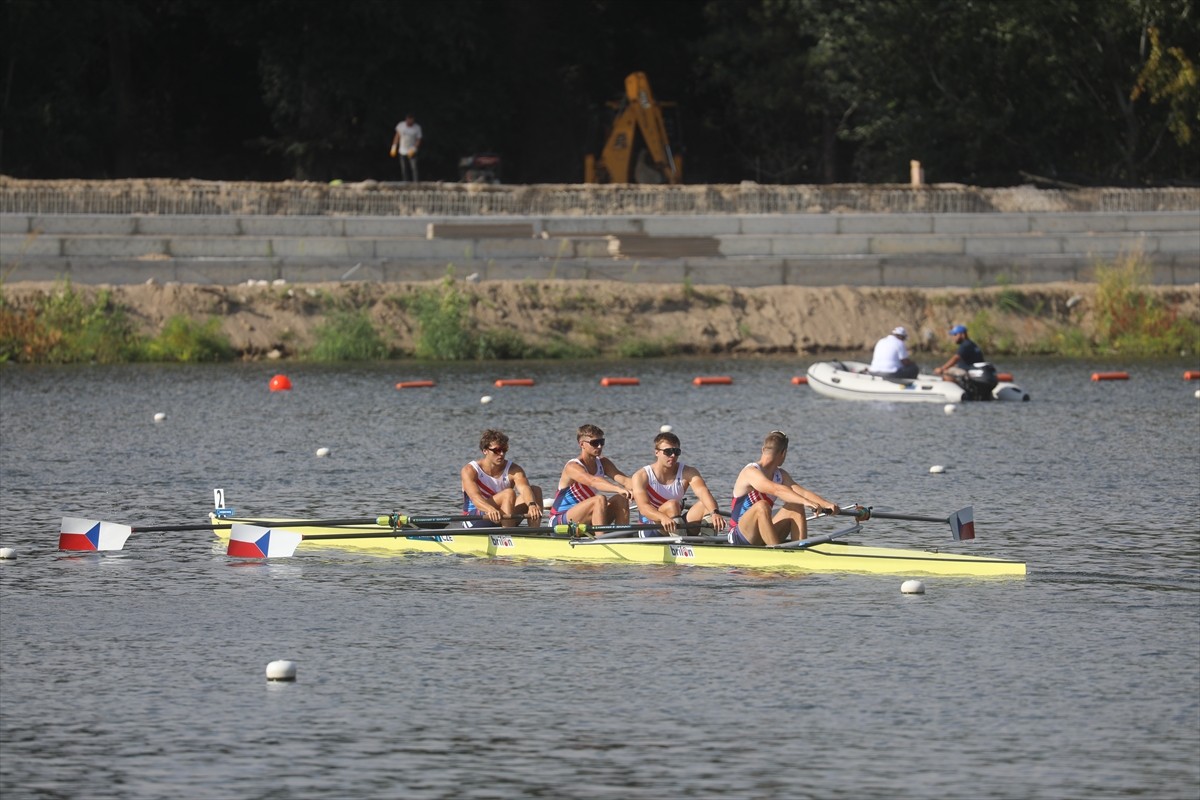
[395,513,527,526]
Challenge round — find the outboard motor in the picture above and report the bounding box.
[958,362,999,401]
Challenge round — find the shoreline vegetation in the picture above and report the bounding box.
[1,256,1197,365]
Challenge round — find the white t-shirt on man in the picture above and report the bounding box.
[396,121,422,154]
[869,334,909,373]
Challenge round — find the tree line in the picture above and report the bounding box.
[1,0,1196,186]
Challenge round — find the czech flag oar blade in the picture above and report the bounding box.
[227,524,303,559]
[59,517,133,552]
[950,507,975,541]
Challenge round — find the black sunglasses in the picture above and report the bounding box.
[657,447,682,457]
[485,446,507,455]
[585,438,605,447]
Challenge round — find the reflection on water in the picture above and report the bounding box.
[2,356,1198,798]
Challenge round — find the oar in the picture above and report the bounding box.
[58,510,547,552]
[578,521,711,538]
[838,505,975,541]
[226,521,580,558]
[570,533,726,546]
[58,514,398,552]
[393,513,529,526]
[770,521,862,549]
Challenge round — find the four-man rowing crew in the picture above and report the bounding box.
[58,497,1027,578]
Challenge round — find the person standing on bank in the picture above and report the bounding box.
[934,324,984,379]
[390,113,422,182]
[868,326,919,380]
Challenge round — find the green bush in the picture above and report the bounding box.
[309,310,389,361]
[142,316,235,362]
[411,277,480,360]
[1094,255,1200,356]
[0,283,143,363]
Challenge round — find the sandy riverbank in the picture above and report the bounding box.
[3,279,1198,359]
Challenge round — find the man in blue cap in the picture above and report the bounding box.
[934,324,984,378]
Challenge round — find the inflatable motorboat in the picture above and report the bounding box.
[806,360,1031,403]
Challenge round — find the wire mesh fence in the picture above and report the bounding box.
[1,179,1196,217]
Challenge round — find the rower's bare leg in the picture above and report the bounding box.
[775,502,810,541]
[656,499,684,530]
[516,484,544,522]
[568,494,608,525]
[528,484,544,510]
[607,494,630,525]
[685,503,709,530]
[493,488,519,527]
[739,501,780,545]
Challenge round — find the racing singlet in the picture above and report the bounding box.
[730,463,783,527]
[550,458,606,525]
[638,463,686,524]
[462,459,513,528]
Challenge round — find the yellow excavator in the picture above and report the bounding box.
[584,72,683,184]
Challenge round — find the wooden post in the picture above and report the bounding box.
[910,160,924,187]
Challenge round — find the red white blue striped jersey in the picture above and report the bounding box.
[462,459,513,515]
[551,458,606,516]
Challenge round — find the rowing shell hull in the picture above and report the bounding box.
[210,516,1026,577]
[806,360,1030,403]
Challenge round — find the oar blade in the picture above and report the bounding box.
[227,524,302,559]
[950,507,975,541]
[59,517,133,552]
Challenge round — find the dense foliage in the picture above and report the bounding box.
[1,0,1195,185]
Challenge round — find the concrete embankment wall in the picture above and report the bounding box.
[1,182,1197,287]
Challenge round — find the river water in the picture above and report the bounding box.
[1,356,1198,799]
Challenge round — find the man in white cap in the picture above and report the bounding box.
[868,326,919,379]
[934,324,984,379]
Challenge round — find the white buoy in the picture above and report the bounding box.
[153,412,167,422]
[265,660,297,681]
[1195,389,1199,399]
[480,395,493,404]
[929,465,945,474]
[943,403,957,415]
[901,579,926,594]
[659,424,673,433]
[0,547,16,560]
[315,447,330,457]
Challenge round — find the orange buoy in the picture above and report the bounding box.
[791,376,808,385]
[996,372,1013,382]
[268,374,292,392]
[600,377,640,387]
[1091,371,1130,381]
[1185,371,1200,381]
[494,378,535,387]
[693,376,733,386]
[395,380,435,389]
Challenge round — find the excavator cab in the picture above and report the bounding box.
[585,72,683,184]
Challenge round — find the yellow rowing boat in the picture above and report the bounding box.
[211,515,1027,577]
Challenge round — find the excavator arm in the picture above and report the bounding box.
[585,72,682,184]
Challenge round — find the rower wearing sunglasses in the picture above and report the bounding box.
[460,429,544,528]
[549,424,634,527]
[631,432,727,536]
[727,430,840,546]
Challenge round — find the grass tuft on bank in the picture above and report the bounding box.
[0,281,236,364]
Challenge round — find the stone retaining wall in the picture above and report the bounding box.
[2,210,1197,287]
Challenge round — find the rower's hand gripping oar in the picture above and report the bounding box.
[837,505,975,541]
